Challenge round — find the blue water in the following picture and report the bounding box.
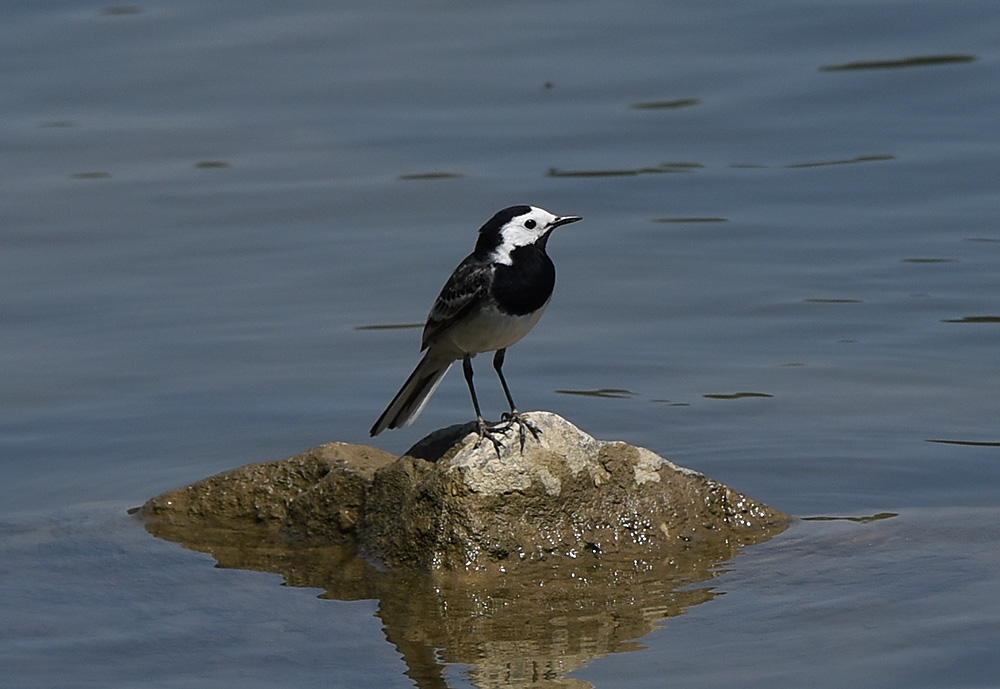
[2,1,999,687]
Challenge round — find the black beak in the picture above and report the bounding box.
[550,215,582,229]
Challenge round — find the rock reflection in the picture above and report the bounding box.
[145,519,781,688]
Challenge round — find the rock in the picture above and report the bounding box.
[142,442,396,542]
[141,413,788,573]
[138,413,789,685]
[362,411,786,571]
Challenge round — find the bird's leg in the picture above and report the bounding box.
[492,348,541,452]
[463,355,504,458]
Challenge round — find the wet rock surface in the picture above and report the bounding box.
[140,413,790,687]
[142,441,397,543]
[142,412,788,572]
[363,412,787,571]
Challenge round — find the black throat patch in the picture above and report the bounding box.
[491,244,555,316]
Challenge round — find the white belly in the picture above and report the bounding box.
[439,300,549,356]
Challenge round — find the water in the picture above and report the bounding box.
[2,0,999,687]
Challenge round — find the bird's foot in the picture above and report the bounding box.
[472,412,541,457]
[473,417,506,459]
[498,410,541,453]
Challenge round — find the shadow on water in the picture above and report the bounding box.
[819,54,976,71]
[801,512,899,524]
[547,161,703,177]
[144,517,786,688]
[554,388,636,399]
[628,97,700,110]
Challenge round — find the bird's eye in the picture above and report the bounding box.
[524,219,537,229]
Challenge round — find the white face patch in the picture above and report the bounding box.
[491,207,560,265]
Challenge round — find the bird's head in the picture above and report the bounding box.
[475,205,582,264]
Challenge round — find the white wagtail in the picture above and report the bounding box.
[370,205,582,451]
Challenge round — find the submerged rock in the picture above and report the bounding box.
[142,412,788,573]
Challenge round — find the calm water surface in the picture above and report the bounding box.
[2,1,999,687]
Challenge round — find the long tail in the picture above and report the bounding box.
[370,351,455,436]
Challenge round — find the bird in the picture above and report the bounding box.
[369,205,582,452]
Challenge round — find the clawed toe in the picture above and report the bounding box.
[474,418,506,459]
[472,412,541,457]
[499,411,541,452]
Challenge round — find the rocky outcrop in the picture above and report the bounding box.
[140,413,789,687]
[141,412,788,573]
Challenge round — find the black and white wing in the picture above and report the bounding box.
[421,255,493,350]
